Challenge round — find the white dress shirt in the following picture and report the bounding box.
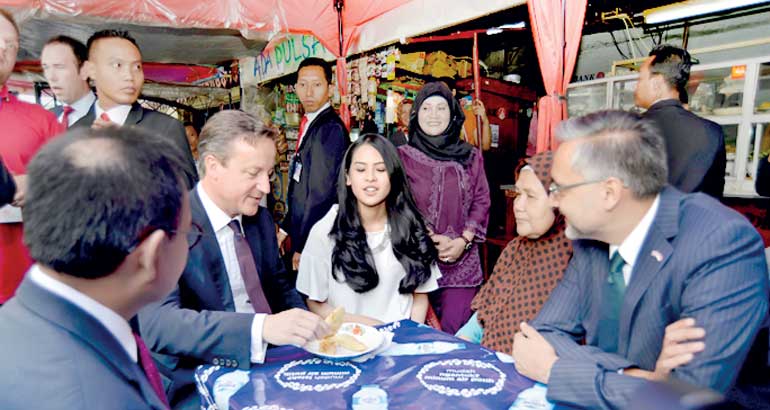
[299,101,331,140]
[196,183,268,363]
[95,102,133,126]
[58,90,95,127]
[609,195,661,285]
[28,264,137,362]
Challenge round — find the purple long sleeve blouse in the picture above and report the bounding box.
[398,145,491,287]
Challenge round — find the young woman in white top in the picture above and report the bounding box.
[297,134,441,325]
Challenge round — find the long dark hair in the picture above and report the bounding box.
[330,134,438,294]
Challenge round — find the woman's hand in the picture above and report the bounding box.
[437,237,466,263]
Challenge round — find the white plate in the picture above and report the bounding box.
[304,323,385,361]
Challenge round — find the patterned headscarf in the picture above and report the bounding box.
[470,151,573,353]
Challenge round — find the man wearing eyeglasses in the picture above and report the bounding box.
[511,110,768,409]
[0,9,64,307]
[139,110,330,410]
[0,126,192,409]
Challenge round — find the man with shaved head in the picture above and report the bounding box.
[73,29,197,188]
[0,125,193,409]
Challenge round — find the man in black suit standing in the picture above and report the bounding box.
[277,57,350,271]
[138,110,330,410]
[635,44,726,199]
[74,30,197,188]
[40,35,95,128]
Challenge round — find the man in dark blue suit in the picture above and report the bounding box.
[277,57,350,271]
[139,110,330,410]
[73,30,197,189]
[635,45,726,199]
[511,110,769,409]
[0,126,193,409]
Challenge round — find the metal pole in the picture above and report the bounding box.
[335,0,344,55]
[473,32,482,149]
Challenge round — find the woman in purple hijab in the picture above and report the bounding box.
[398,82,491,334]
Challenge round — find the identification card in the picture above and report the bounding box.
[292,162,303,183]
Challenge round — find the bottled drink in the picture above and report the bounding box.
[381,341,465,356]
[352,384,388,410]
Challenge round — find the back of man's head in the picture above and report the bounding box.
[557,110,668,199]
[649,44,694,98]
[23,126,187,279]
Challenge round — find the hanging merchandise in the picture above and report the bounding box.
[423,51,457,78]
[397,52,427,74]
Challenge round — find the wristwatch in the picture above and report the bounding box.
[461,236,473,251]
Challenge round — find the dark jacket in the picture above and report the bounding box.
[756,156,770,197]
[138,188,305,410]
[74,102,198,188]
[281,105,349,253]
[0,278,167,409]
[0,160,15,206]
[644,99,726,199]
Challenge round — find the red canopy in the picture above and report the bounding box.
[1,0,411,57]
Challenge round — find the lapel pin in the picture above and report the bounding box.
[651,250,663,262]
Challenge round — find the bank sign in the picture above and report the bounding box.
[241,34,337,86]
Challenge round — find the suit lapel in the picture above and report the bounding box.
[72,103,96,128]
[297,106,333,153]
[190,189,237,310]
[125,103,144,126]
[618,188,680,354]
[15,278,166,409]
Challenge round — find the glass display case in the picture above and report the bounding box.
[567,55,770,197]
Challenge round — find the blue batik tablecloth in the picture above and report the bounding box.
[195,320,539,410]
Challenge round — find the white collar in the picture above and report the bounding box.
[28,265,137,362]
[304,102,331,127]
[610,194,661,268]
[69,90,96,114]
[95,101,133,126]
[197,182,243,234]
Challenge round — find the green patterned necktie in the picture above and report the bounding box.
[597,251,626,353]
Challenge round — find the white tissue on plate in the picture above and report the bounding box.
[350,330,394,363]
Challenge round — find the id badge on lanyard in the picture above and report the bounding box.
[290,157,302,183]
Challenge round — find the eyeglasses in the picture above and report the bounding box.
[548,179,604,197]
[127,222,205,253]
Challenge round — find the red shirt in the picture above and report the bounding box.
[0,85,64,302]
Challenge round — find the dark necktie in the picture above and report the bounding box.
[597,251,626,353]
[133,333,170,408]
[61,105,74,126]
[228,219,272,313]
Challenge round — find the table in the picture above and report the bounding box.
[195,320,537,410]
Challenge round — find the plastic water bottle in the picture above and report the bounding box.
[381,341,465,356]
[351,384,388,410]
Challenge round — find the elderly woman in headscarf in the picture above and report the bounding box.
[398,82,491,334]
[456,151,573,352]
